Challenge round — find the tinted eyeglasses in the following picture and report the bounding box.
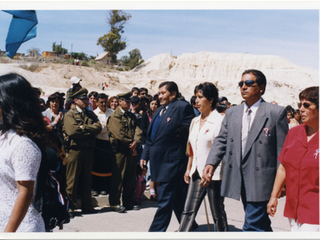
[298,102,314,109]
[238,80,257,87]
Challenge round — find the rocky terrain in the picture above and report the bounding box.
[0,51,318,107]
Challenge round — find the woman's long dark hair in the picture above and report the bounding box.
[0,73,46,149]
[146,96,160,118]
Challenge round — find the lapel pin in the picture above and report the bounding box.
[264,127,271,137]
[314,149,319,159]
[166,117,171,123]
[204,129,209,134]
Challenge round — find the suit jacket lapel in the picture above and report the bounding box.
[153,102,177,141]
[234,104,244,167]
[243,100,268,159]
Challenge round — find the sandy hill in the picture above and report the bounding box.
[0,52,318,107]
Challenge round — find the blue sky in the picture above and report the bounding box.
[0,9,318,69]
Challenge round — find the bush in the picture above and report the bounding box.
[116,67,123,71]
[81,61,89,67]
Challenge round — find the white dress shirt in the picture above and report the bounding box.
[94,107,113,141]
[242,98,262,128]
[188,110,224,180]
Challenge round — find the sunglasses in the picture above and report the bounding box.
[238,80,257,87]
[298,102,314,109]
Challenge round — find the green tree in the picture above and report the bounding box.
[97,10,131,64]
[120,48,143,70]
[73,52,87,60]
[52,42,68,55]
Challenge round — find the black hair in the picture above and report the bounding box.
[131,87,140,94]
[159,81,179,98]
[72,84,81,94]
[88,91,98,99]
[242,69,267,95]
[194,82,219,110]
[131,96,141,105]
[190,95,197,106]
[96,93,108,101]
[140,87,148,94]
[46,93,61,109]
[299,86,319,109]
[216,103,227,113]
[220,96,228,103]
[285,105,295,115]
[0,73,46,150]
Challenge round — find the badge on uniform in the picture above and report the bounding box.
[264,128,271,137]
[314,149,319,159]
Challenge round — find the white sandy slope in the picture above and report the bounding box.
[0,51,318,108]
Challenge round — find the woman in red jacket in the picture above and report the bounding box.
[267,86,319,231]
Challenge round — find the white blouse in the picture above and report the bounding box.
[188,110,224,180]
[0,130,45,232]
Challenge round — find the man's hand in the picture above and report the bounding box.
[129,141,137,150]
[140,159,147,169]
[200,165,214,187]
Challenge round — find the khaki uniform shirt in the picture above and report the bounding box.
[63,105,102,148]
[107,106,142,148]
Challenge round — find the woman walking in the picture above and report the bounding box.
[267,86,319,231]
[178,82,228,231]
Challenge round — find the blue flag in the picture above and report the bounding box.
[3,10,38,58]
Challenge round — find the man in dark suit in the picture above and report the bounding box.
[201,69,288,231]
[140,81,195,232]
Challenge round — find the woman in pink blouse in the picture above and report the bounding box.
[267,86,319,231]
[178,82,228,231]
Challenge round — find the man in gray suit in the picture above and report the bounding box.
[201,69,288,231]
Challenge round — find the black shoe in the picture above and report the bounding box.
[125,205,140,211]
[110,205,126,213]
[100,191,107,195]
[190,222,199,231]
[82,208,99,214]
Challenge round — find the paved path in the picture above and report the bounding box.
[53,191,290,233]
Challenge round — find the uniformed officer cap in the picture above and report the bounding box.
[117,92,131,101]
[72,88,88,99]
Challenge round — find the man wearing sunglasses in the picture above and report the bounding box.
[202,69,288,231]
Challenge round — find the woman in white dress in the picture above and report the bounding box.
[178,82,228,231]
[0,73,46,232]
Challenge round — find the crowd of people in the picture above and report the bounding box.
[0,69,318,233]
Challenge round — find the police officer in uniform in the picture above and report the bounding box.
[107,92,143,212]
[63,88,102,218]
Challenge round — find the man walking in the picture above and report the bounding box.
[201,69,288,231]
[63,88,102,218]
[140,81,195,231]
